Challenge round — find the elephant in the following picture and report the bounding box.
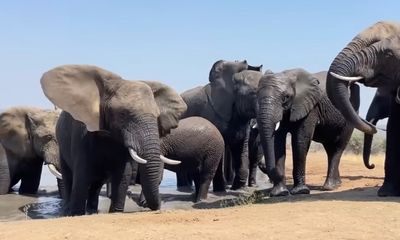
[131,116,225,203]
[233,69,358,196]
[326,21,400,196]
[40,65,186,216]
[363,88,391,169]
[180,60,263,190]
[0,107,62,195]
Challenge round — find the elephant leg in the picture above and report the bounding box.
[378,101,400,197]
[60,156,73,214]
[109,161,132,213]
[192,170,202,201]
[223,146,234,185]
[86,180,104,214]
[322,143,344,191]
[248,144,260,187]
[176,171,193,192]
[231,127,250,190]
[57,178,65,199]
[212,155,226,192]
[270,131,289,197]
[19,160,43,195]
[290,122,314,195]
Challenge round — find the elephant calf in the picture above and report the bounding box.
[161,116,225,202]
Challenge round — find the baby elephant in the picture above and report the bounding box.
[161,116,225,202]
[133,116,225,203]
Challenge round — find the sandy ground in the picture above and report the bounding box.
[1,151,400,240]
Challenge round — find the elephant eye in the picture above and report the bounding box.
[282,94,290,103]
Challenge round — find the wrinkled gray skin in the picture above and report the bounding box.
[363,88,391,169]
[132,117,225,203]
[181,60,262,190]
[0,107,61,195]
[326,21,400,196]
[235,69,357,196]
[40,65,186,216]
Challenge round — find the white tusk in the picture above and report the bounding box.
[252,123,258,129]
[275,122,280,131]
[129,148,147,164]
[329,72,364,82]
[48,164,62,179]
[160,155,181,165]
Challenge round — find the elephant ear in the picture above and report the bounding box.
[141,81,187,136]
[290,70,323,122]
[40,65,121,131]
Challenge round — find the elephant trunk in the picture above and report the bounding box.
[257,97,283,184]
[327,41,377,135]
[0,146,10,194]
[363,118,378,169]
[123,116,162,211]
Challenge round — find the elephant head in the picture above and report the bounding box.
[207,60,262,122]
[363,88,391,169]
[256,69,323,183]
[0,107,61,194]
[40,65,187,210]
[327,21,400,135]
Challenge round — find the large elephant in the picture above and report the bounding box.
[326,21,400,196]
[40,65,186,216]
[0,107,61,195]
[233,69,357,196]
[180,60,262,190]
[363,88,391,169]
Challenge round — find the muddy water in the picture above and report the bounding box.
[0,169,271,221]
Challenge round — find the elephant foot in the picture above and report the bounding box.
[270,183,290,197]
[248,179,257,187]
[86,208,98,215]
[378,181,400,197]
[230,180,247,190]
[213,186,226,192]
[322,178,341,191]
[290,184,310,195]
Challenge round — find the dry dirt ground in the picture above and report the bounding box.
[1,152,400,240]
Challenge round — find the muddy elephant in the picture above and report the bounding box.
[40,65,186,216]
[326,21,400,196]
[0,107,62,195]
[233,69,358,196]
[180,60,262,190]
[363,88,391,169]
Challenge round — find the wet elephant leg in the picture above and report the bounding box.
[176,171,193,192]
[270,130,289,196]
[290,120,315,195]
[109,161,132,212]
[378,100,400,196]
[19,159,43,195]
[322,143,344,191]
[212,155,226,192]
[86,180,104,214]
[231,127,250,190]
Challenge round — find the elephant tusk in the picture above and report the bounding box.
[275,122,280,131]
[252,123,258,129]
[160,155,181,165]
[129,148,147,164]
[48,164,62,179]
[329,72,364,82]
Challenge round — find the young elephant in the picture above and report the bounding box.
[161,116,225,202]
[233,69,358,196]
[40,65,186,216]
[0,107,62,195]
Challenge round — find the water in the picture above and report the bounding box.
[0,169,271,221]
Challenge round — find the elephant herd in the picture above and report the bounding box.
[0,21,399,216]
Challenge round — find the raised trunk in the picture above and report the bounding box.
[327,41,377,135]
